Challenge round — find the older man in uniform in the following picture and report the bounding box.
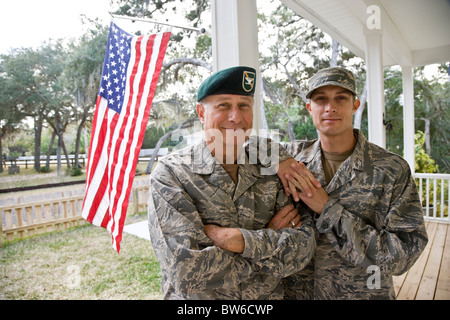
[148,66,316,300]
[275,67,428,299]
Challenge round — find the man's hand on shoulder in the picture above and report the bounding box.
[277,158,321,201]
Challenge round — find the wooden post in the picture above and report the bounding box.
[0,218,3,247]
[133,188,139,215]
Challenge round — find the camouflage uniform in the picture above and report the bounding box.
[148,141,316,300]
[281,130,428,299]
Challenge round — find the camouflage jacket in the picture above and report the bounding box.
[281,130,428,299]
[148,141,316,300]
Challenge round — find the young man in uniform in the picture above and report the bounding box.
[278,67,428,299]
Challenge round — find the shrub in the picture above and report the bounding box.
[415,131,439,173]
[37,166,51,173]
[66,166,82,176]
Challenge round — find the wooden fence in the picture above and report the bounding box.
[0,185,149,246]
[2,148,168,170]
[2,172,448,246]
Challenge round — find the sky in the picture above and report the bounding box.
[0,0,112,54]
[0,0,445,80]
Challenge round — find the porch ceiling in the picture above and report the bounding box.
[280,0,450,67]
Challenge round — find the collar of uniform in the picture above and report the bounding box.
[351,129,370,172]
[295,130,369,171]
[294,138,321,165]
[190,140,216,175]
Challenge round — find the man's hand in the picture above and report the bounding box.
[277,158,321,202]
[204,225,245,253]
[267,203,302,229]
[204,203,302,252]
[289,180,329,214]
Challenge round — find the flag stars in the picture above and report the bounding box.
[99,23,136,113]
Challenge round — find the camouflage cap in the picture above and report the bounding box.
[197,66,257,102]
[306,67,356,98]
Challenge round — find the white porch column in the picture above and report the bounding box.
[210,0,262,131]
[402,66,415,173]
[364,29,386,148]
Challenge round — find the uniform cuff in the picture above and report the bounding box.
[315,198,343,233]
[239,228,257,259]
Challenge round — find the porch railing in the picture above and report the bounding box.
[415,173,450,223]
[1,174,449,246]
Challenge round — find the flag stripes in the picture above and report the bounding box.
[82,22,170,252]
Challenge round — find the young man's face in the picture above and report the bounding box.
[197,94,253,162]
[306,85,360,139]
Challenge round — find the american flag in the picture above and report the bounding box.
[82,22,170,252]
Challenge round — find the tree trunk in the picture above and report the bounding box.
[57,134,62,177]
[354,79,368,130]
[62,137,71,168]
[74,114,87,168]
[330,39,340,67]
[425,99,431,154]
[259,75,269,131]
[46,130,56,168]
[0,129,3,173]
[33,114,43,171]
[145,118,195,174]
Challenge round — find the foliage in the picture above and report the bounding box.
[66,166,82,176]
[0,0,448,174]
[37,166,51,173]
[414,65,450,172]
[293,116,318,141]
[415,131,438,173]
[7,144,28,158]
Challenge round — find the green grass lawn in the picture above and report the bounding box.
[1,161,163,299]
[0,217,162,300]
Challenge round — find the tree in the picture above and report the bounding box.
[111,0,210,173]
[0,73,26,172]
[383,65,450,172]
[0,47,47,171]
[415,131,438,173]
[64,21,108,167]
[258,2,367,141]
[32,41,75,174]
[413,65,450,172]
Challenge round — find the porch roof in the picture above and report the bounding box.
[280,0,450,67]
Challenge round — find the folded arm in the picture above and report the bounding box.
[148,163,316,296]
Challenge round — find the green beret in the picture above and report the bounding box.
[306,67,356,98]
[197,66,257,102]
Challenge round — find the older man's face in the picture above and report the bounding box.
[197,94,253,162]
